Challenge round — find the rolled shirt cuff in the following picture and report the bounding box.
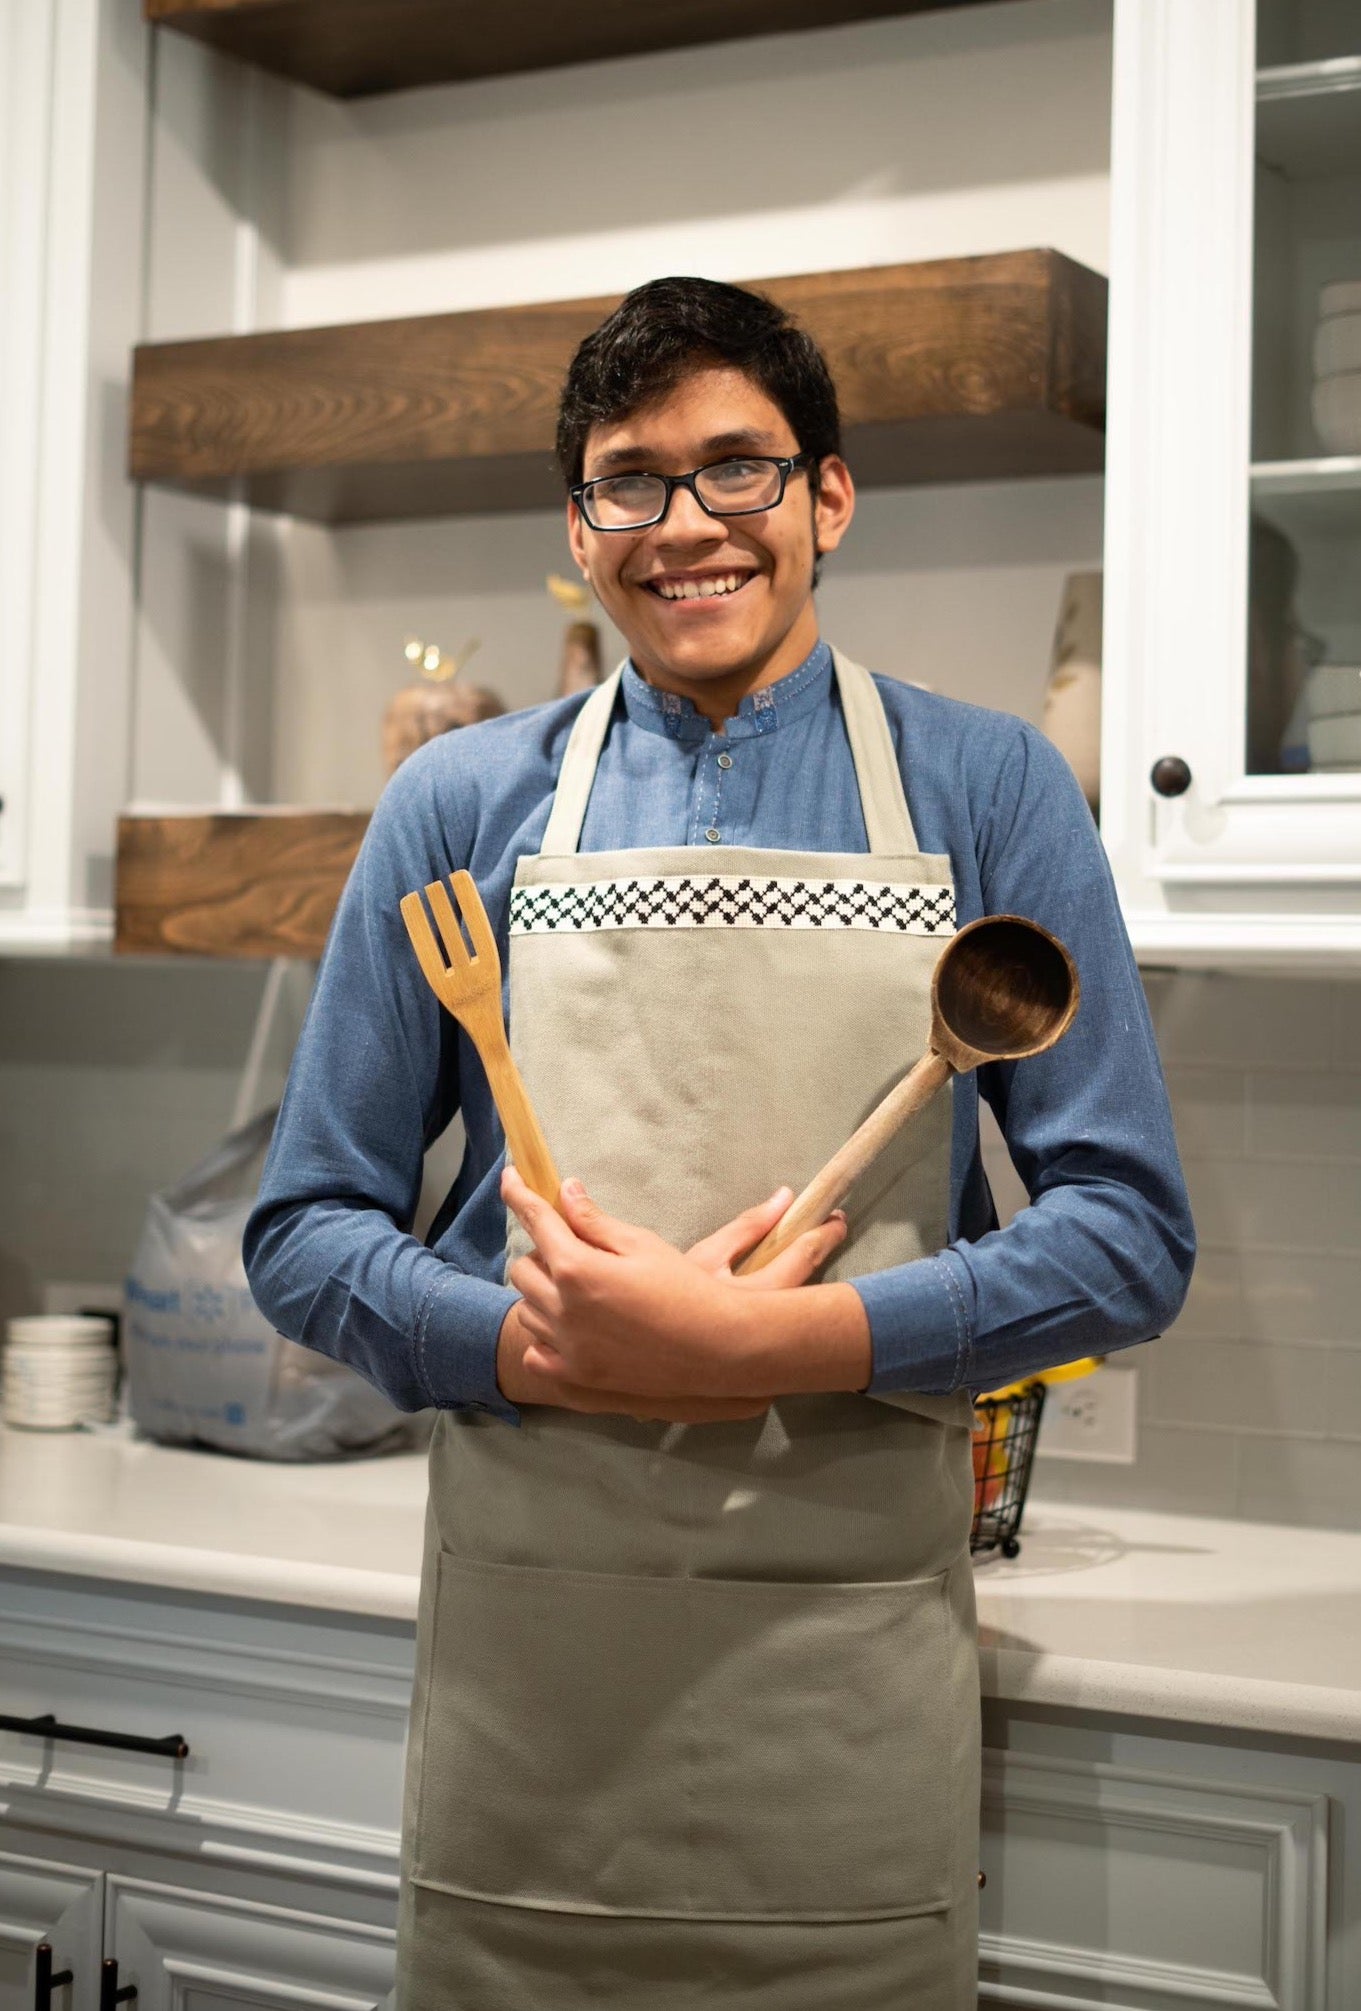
[415,1269,522,1425]
[852,1250,973,1397]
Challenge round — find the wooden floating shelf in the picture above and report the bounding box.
[130,251,1107,525]
[116,810,369,959]
[144,0,1025,97]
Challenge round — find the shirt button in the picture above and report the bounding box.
[717,752,733,770]
[705,827,721,844]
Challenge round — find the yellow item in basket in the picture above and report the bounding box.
[970,1358,1101,1518]
[980,1355,1102,1403]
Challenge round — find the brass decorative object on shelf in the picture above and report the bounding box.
[547,576,603,697]
[382,636,505,777]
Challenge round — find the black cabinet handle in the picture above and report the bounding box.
[35,1944,73,2008]
[0,1712,188,1760]
[1150,755,1192,797]
[100,1960,136,2009]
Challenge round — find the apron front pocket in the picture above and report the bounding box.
[412,1550,956,1923]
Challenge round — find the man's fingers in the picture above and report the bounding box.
[686,1186,794,1272]
[506,1254,562,1321]
[557,1177,636,1257]
[737,1211,849,1290]
[501,1163,582,1269]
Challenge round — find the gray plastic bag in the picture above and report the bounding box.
[124,1109,420,1460]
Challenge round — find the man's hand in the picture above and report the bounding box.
[495,1299,774,1421]
[495,1169,851,1419]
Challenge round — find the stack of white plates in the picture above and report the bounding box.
[1305,662,1361,772]
[2,1315,118,1431]
[1312,281,1361,456]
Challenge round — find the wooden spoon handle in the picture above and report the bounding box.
[464,1007,562,1208]
[736,1048,956,1275]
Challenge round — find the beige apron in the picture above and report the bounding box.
[396,652,981,2009]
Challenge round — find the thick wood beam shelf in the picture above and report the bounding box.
[116,810,369,959]
[144,0,1025,97]
[130,251,1107,525]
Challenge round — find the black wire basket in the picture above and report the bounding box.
[969,1380,1048,1559]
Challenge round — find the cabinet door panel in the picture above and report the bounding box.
[0,1850,101,2010]
[979,1749,1327,2010]
[106,1878,393,2011]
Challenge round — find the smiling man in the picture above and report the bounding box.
[245,277,1194,2010]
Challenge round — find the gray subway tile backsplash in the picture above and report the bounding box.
[1029,972,1361,1532]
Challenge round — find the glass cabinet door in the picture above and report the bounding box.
[1249,0,1361,780]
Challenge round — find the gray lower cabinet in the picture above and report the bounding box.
[0,1848,395,2009]
[0,1565,408,2009]
[105,1874,395,2009]
[980,1697,1352,2011]
[0,1851,101,2008]
[1,1565,1352,2010]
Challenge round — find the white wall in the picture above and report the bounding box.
[1027,974,1361,1530]
[257,0,1113,805]
[275,5,1112,328]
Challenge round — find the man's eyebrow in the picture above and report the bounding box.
[585,429,782,474]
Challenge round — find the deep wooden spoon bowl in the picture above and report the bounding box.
[931,914,1079,1069]
[737,915,1079,1274]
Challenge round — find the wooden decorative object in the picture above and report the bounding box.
[547,576,603,697]
[129,251,1107,525]
[383,637,505,776]
[143,0,1027,98]
[115,810,369,959]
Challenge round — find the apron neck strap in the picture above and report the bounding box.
[539,665,627,856]
[538,650,920,857]
[830,650,919,854]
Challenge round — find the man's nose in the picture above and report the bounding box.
[659,482,724,540]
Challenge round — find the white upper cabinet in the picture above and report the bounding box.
[0,0,147,951]
[1103,0,1361,968]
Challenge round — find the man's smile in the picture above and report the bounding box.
[639,570,760,603]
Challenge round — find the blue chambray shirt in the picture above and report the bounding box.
[245,641,1195,1424]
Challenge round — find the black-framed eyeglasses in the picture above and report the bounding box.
[571,452,814,532]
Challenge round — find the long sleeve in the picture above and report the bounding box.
[853,719,1196,1397]
[243,740,522,1424]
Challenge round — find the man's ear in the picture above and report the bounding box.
[812,454,855,560]
[566,498,591,581]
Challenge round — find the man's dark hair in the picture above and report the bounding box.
[555,276,842,490]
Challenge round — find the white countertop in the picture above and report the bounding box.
[2,1422,1358,1745]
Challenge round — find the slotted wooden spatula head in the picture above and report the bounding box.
[399,870,502,1021]
[399,869,563,1208]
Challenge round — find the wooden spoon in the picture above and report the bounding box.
[737,914,1079,1275]
[400,871,562,1208]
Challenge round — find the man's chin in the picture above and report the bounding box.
[634,628,768,685]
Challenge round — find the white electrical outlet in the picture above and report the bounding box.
[1037,1366,1138,1464]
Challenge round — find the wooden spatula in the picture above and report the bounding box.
[400,871,562,1208]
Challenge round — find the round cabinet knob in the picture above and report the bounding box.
[1150,756,1192,798]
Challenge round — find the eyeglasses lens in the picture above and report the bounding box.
[583,458,785,530]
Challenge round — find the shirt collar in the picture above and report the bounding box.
[619,640,833,743]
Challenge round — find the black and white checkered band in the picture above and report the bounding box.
[509,876,954,936]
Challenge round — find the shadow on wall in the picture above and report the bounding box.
[0,959,300,1329]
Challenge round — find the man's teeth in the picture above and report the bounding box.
[652,574,749,601]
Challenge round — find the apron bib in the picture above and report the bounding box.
[396,652,981,2009]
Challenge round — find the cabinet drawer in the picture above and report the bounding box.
[0,1568,414,1876]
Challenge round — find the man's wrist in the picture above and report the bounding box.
[730,1281,873,1397]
